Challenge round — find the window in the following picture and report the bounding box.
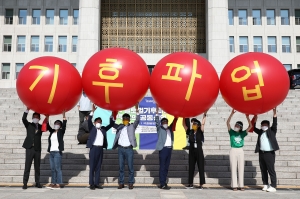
[46,9,54,25]
[17,36,26,52]
[59,9,68,25]
[15,63,24,79]
[297,64,300,69]
[268,36,277,52]
[5,9,13,24]
[72,63,76,67]
[18,9,27,24]
[228,9,234,25]
[238,10,247,25]
[72,36,78,52]
[2,63,10,79]
[282,36,291,53]
[58,36,67,52]
[295,10,300,25]
[229,36,234,52]
[267,9,275,25]
[253,36,262,52]
[31,36,39,52]
[73,9,79,25]
[3,36,12,52]
[283,64,292,71]
[239,36,248,52]
[252,9,261,25]
[32,9,41,24]
[296,37,300,52]
[45,36,53,52]
[281,10,289,25]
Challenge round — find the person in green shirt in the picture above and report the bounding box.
[226,109,252,191]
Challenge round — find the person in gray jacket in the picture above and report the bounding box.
[112,103,140,190]
[155,104,178,190]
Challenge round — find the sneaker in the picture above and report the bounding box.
[22,184,27,190]
[51,184,61,190]
[262,185,269,191]
[95,185,103,189]
[46,184,55,189]
[185,184,194,189]
[198,186,203,190]
[162,184,171,190]
[266,186,276,192]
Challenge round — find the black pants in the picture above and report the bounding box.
[89,146,103,186]
[159,147,172,186]
[23,147,41,185]
[188,146,205,185]
[77,133,90,144]
[79,111,90,126]
[259,151,277,188]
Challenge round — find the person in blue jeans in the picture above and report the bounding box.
[112,104,139,190]
[45,111,67,190]
[155,104,177,190]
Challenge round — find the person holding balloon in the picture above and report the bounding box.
[155,104,178,190]
[226,109,252,191]
[45,111,67,190]
[21,108,43,189]
[183,113,207,190]
[112,104,140,190]
[253,108,278,193]
[87,104,115,190]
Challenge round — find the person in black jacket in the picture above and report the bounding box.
[183,118,204,150]
[253,107,278,193]
[77,114,90,144]
[87,104,115,190]
[183,112,207,190]
[45,111,67,190]
[22,108,42,189]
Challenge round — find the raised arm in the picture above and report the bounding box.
[226,109,236,131]
[252,115,261,134]
[271,107,277,133]
[46,115,55,133]
[133,103,140,129]
[170,117,178,131]
[103,114,116,131]
[245,114,252,132]
[182,118,188,131]
[61,111,67,135]
[88,104,96,132]
[201,112,207,132]
[155,104,160,128]
[22,107,30,128]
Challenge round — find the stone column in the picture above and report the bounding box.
[77,0,100,72]
[206,0,229,74]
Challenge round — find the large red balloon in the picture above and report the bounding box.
[82,48,150,111]
[150,52,219,117]
[16,56,82,115]
[220,52,289,114]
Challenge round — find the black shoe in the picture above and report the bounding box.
[95,185,103,189]
[128,184,134,190]
[118,184,124,189]
[182,146,190,150]
[90,185,95,190]
[162,184,171,190]
[35,183,42,188]
[185,184,194,189]
[22,184,27,189]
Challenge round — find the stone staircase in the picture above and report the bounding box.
[0,88,299,186]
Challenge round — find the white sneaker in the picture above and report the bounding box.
[262,185,269,191]
[266,186,276,192]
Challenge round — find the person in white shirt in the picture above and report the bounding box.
[77,91,92,126]
[86,104,115,190]
[45,111,67,190]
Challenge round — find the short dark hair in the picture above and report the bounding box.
[191,118,197,122]
[54,120,63,126]
[94,117,102,123]
[261,120,270,126]
[32,112,40,118]
[236,121,243,130]
[161,118,168,124]
[122,113,130,119]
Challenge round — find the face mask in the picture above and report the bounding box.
[95,123,101,129]
[234,127,240,132]
[123,121,129,126]
[262,126,268,131]
[54,125,60,130]
[192,125,198,130]
[32,118,39,124]
[162,124,168,129]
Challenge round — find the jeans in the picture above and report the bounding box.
[49,151,63,184]
[118,147,135,184]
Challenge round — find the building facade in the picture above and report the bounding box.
[0,0,300,88]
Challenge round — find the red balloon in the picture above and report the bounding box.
[16,56,82,115]
[150,52,219,117]
[220,52,289,114]
[82,48,150,111]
